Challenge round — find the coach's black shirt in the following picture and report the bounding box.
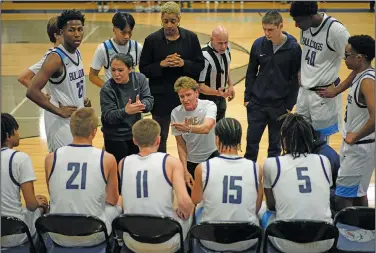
[139,27,205,116]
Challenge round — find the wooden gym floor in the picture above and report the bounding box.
[1,1,375,205]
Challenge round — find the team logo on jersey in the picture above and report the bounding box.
[338,227,375,242]
[347,94,353,104]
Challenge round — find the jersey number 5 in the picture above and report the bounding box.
[296,167,312,193]
[76,80,84,99]
[222,176,242,204]
[305,49,316,67]
[66,162,87,189]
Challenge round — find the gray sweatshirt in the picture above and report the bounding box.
[100,72,154,141]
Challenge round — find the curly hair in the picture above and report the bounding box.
[57,9,85,30]
[348,35,375,62]
[289,1,318,17]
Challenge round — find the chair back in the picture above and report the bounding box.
[334,207,375,230]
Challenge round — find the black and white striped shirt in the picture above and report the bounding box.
[199,42,231,90]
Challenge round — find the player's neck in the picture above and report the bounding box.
[1,143,12,149]
[138,147,158,156]
[71,137,92,146]
[62,42,76,54]
[355,63,372,74]
[220,148,238,156]
[311,13,324,27]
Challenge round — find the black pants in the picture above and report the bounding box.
[244,101,286,162]
[371,1,375,10]
[186,150,220,196]
[152,114,171,153]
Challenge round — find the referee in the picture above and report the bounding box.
[199,26,234,122]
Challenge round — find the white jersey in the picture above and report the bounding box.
[91,39,143,82]
[49,45,85,108]
[264,154,332,223]
[121,152,174,218]
[200,155,259,225]
[300,13,350,89]
[49,145,107,224]
[29,47,54,94]
[343,68,375,141]
[1,148,36,222]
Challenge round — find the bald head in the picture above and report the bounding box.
[211,26,229,54]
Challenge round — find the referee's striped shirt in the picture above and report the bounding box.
[199,42,231,90]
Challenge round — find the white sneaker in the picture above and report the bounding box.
[103,5,109,12]
[97,5,102,12]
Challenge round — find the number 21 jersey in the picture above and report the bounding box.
[300,13,347,89]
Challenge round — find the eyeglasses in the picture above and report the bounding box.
[344,52,366,60]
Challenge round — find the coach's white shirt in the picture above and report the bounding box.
[171,99,217,163]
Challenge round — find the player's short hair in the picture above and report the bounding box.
[161,1,181,17]
[215,118,242,151]
[174,76,199,93]
[132,119,161,147]
[47,16,59,43]
[70,108,98,138]
[112,12,135,31]
[348,35,375,62]
[279,113,314,158]
[57,9,85,30]
[262,10,283,26]
[110,53,134,69]
[289,1,318,18]
[1,113,19,146]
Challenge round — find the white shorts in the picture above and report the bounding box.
[296,87,342,136]
[194,203,258,252]
[44,110,73,152]
[1,208,41,248]
[335,140,375,198]
[262,211,334,253]
[50,204,122,247]
[123,215,191,253]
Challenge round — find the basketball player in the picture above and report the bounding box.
[330,35,375,210]
[1,113,48,247]
[90,12,143,87]
[191,118,263,252]
[26,10,91,152]
[45,108,121,247]
[260,113,333,253]
[289,2,353,141]
[18,16,62,93]
[120,118,194,253]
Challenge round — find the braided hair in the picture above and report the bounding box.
[215,117,242,151]
[1,113,19,146]
[279,113,314,158]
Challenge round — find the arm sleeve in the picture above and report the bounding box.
[91,44,107,71]
[100,86,128,125]
[244,41,259,102]
[139,74,154,113]
[182,34,205,81]
[15,153,37,185]
[328,23,350,59]
[139,37,164,78]
[205,102,217,120]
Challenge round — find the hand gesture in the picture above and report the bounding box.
[36,195,48,212]
[175,208,189,220]
[84,97,91,107]
[185,170,194,189]
[125,95,145,115]
[58,102,77,118]
[316,84,337,98]
[171,118,191,133]
[227,86,235,101]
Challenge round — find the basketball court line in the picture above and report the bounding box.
[9,25,100,116]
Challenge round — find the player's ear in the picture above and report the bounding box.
[155,136,161,147]
[133,138,138,146]
[92,127,97,138]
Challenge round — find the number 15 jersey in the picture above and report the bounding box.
[300,13,349,89]
[264,154,332,223]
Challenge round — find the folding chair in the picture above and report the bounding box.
[263,219,339,253]
[187,221,263,253]
[35,213,113,253]
[1,216,38,253]
[111,214,185,253]
[334,206,375,253]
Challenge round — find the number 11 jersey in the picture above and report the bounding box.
[300,13,347,89]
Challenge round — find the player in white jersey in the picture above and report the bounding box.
[1,113,48,248]
[26,10,91,153]
[18,16,62,94]
[90,12,143,87]
[120,119,194,253]
[320,35,375,210]
[191,118,263,252]
[45,108,121,247]
[260,113,333,253]
[289,2,352,141]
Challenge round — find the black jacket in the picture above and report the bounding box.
[139,27,205,116]
[244,32,301,109]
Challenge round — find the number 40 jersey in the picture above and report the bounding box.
[300,13,348,89]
